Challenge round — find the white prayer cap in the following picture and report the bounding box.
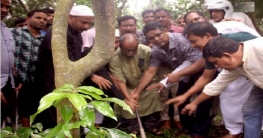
[69,5,94,16]
[115,29,120,37]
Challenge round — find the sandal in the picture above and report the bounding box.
[149,128,164,136]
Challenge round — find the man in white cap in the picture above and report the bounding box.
[33,5,94,129]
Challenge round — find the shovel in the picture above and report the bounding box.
[135,108,146,138]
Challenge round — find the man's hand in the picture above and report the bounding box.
[125,98,138,112]
[146,83,165,93]
[91,75,112,90]
[110,74,122,90]
[166,73,182,83]
[181,103,197,116]
[130,92,140,101]
[15,83,22,92]
[1,91,6,103]
[166,95,187,107]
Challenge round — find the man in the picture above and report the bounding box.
[117,15,147,45]
[182,36,263,138]
[136,22,210,138]
[206,0,256,29]
[142,9,154,24]
[176,15,186,28]
[14,18,27,28]
[109,33,163,136]
[1,0,16,127]
[34,5,94,129]
[154,8,184,33]
[12,9,48,127]
[41,7,54,34]
[165,10,261,138]
[166,20,258,138]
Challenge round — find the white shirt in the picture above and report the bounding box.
[232,12,256,30]
[203,37,263,96]
[213,21,260,37]
[81,27,96,50]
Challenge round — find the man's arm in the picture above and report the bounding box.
[166,69,217,105]
[134,66,159,94]
[167,58,205,83]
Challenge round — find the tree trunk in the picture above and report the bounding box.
[245,12,263,36]
[117,0,127,18]
[51,0,115,137]
[17,0,30,12]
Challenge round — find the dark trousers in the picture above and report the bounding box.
[177,81,213,135]
[1,78,17,127]
[126,112,161,132]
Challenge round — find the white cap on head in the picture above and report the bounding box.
[69,5,94,16]
[115,29,120,37]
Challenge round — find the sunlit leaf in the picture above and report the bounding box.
[78,89,102,100]
[77,86,104,95]
[91,101,117,120]
[79,107,95,127]
[30,93,67,125]
[60,105,73,123]
[31,123,43,132]
[67,94,87,111]
[53,84,75,93]
[45,123,63,138]
[62,123,74,138]
[105,128,131,138]
[102,98,133,114]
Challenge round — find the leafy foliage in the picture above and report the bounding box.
[1,84,133,138]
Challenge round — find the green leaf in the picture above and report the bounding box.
[31,123,43,132]
[91,101,117,120]
[45,123,63,138]
[62,123,73,138]
[85,131,100,138]
[102,98,133,114]
[30,133,42,138]
[3,126,12,131]
[30,93,67,125]
[78,93,92,101]
[67,93,87,111]
[60,105,73,123]
[1,130,12,138]
[55,131,65,138]
[79,107,95,127]
[77,86,104,95]
[16,127,33,138]
[105,128,131,138]
[53,84,75,93]
[78,90,102,100]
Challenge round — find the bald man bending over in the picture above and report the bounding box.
[109,33,163,136]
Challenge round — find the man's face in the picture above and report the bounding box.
[154,11,170,27]
[210,10,225,22]
[70,16,94,33]
[185,12,206,24]
[145,29,169,48]
[27,12,48,30]
[207,55,239,71]
[114,37,120,51]
[16,22,27,28]
[177,18,186,28]
[47,13,54,25]
[1,0,11,20]
[121,40,138,57]
[187,34,213,51]
[119,19,137,35]
[143,12,154,24]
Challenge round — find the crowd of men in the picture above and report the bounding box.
[1,0,263,138]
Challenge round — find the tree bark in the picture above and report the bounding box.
[17,0,30,12]
[51,0,115,137]
[117,0,127,18]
